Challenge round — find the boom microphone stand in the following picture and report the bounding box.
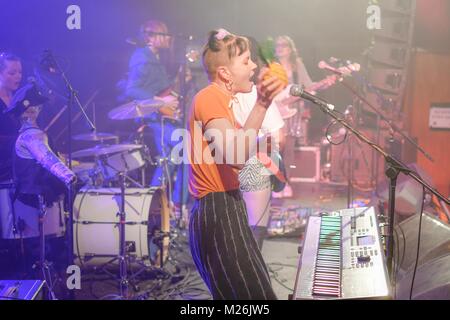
[174,33,195,227]
[337,74,434,191]
[42,50,96,299]
[290,86,450,282]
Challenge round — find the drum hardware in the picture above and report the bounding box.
[100,173,132,299]
[72,132,119,143]
[2,184,66,280]
[97,155,144,189]
[33,195,58,300]
[72,144,144,159]
[104,99,181,273]
[1,183,27,274]
[73,183,171,299]
[127,122,157,186]
[107,98,181,221]
[72,187,172,268]
[71,162,104,188]
[158,116,176,221]
[72,144,150,188]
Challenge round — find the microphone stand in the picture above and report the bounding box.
[43,50,96,299]
[299,91,450,284]
[337,74,434,194]
[177,35,193,228]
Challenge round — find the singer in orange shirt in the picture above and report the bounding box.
[188,28,284,300]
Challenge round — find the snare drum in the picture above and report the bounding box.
[97,144,146,180]
[72,162,104,187]
[73,187,170,267]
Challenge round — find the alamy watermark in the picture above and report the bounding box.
[66,265,81,290]
[66,5,81,30]
[367,3,381,30]
[169,124,280,171]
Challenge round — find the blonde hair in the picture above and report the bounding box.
[202,29,249,81]
[0,52,21,73]
[276,35,300,68]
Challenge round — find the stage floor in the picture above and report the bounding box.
[1,180,381,300]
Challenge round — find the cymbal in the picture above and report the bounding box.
[72,132,118,141]
[108,99,164,120]
[72,144,143,159]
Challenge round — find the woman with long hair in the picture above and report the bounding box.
[273,35,313,198]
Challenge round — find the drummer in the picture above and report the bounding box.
[124,19,187,214]
[5,83,76,271]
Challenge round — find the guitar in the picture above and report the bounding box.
[274,62,360,119]
[156,50,199,121]
[263,63,359,191]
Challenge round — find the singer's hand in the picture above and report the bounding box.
[256,67,285,109]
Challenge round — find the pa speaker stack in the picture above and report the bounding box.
[394,212,450,300]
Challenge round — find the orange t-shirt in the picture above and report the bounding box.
[188,84,240,199]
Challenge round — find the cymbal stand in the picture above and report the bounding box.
[158,116,174,214]
[93,172,140,299]
[90,168,169,298]
[117,173,130,299]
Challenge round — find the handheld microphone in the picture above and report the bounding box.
[27,76,37,84]
[40,50,58,74]
[289,85,335,111]
[28,75,52,96]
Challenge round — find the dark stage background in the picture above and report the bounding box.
[0,0,449,152]
[0,0,374,150]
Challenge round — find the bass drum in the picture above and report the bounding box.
[73,187,170,267]
[1,182,65,239]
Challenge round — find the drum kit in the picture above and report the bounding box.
[69,98,176,298]
[0,98,176,299]
[71,98,164,188]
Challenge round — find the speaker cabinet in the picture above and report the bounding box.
[394,212,450,299]
[0,280,45,300]
[288,146,320,183]
[378,163,433,216]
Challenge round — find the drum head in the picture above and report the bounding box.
[73,187,169,268]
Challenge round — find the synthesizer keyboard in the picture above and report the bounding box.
[292,207,391,300]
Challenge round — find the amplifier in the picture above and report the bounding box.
[288,146,320,183]
[0,280,45,300]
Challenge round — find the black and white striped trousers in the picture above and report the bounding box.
[189,190,277,300]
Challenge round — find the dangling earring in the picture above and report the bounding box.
[225,80,233,92]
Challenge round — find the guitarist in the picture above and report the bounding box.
[273,35,336,198]
[124,19,185,209]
